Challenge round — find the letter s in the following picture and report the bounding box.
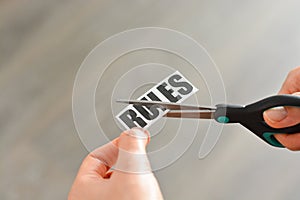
[168,74,193,95]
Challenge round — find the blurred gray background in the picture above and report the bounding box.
[1,0,300,199]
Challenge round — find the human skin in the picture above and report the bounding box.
[68,128,163,200]
[264,66,300,150]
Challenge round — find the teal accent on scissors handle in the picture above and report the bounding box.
[217,116,229,123]
[263,132,284,147]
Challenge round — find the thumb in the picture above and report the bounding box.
[264,107,288,128]
[114,128,152,174]
[264,93,300,128]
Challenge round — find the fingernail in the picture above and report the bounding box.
[128,128,150,144]
[130,127,148,138]
[118,128,150,153]
[265,107,288,122]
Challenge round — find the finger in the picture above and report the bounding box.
[263,92,300,128]
[114,127,151,174]
[274,133,300,151]
[78,138,119,179]
[263,107,300,128]
[278,66,300,94]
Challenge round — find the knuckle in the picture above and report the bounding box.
[289,66,300,76]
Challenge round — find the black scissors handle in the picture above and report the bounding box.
[214,95,300,147]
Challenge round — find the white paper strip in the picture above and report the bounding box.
[116,71,198,130]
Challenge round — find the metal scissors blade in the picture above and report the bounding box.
[116,99,216,110]
[116,99,216,119]
[164,111,214,119]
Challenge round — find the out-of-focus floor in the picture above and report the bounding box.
[1,0,300,199]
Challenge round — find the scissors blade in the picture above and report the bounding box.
[164,111,215,119]
[116,99,216,111]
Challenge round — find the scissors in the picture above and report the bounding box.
[117,95,300,148]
